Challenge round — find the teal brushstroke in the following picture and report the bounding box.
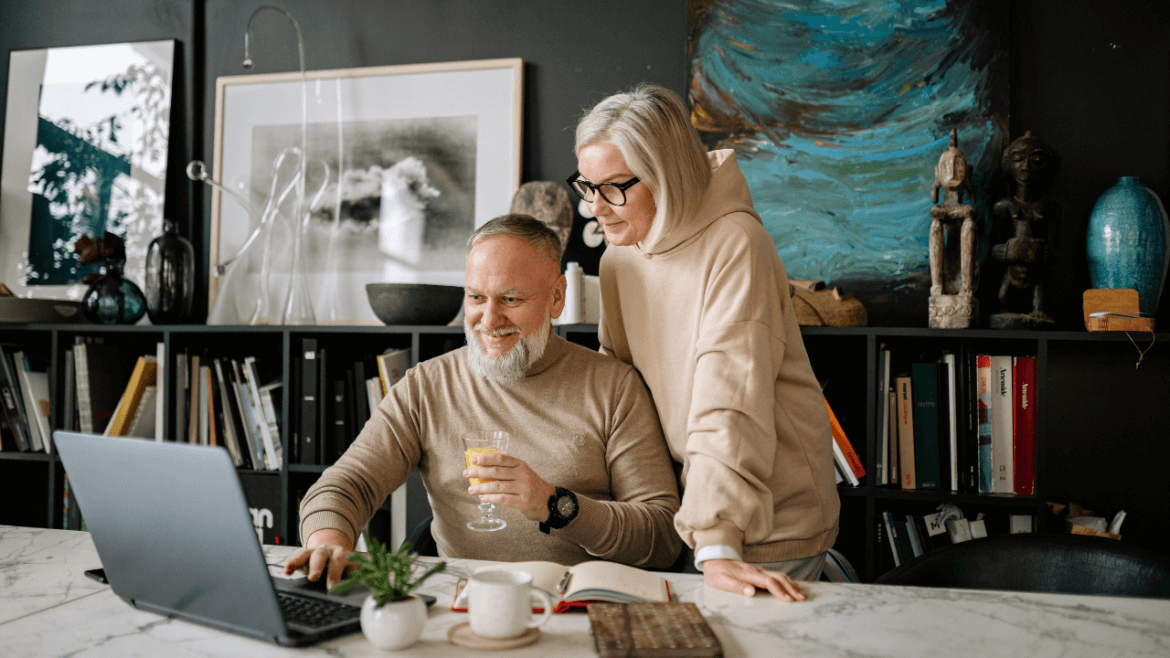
[691,0,1007,283]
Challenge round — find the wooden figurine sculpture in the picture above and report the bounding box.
[928,129,980,328]
[989,131,1061,329]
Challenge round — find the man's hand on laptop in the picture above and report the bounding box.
[464,451,557,521]
[284,529,357,591]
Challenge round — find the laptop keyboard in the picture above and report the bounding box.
[277,591,362,628]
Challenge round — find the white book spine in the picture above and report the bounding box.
[155,342,166,442]
[989,356,1014,494]
[244,357,280,470]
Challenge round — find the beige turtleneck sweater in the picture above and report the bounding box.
[299,334,682,568]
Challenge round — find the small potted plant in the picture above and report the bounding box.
[331,534,445,650]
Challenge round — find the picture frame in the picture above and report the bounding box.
[209,58,523,325]
[0,40,176,301]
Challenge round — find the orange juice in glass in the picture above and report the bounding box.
[461,431,509,531]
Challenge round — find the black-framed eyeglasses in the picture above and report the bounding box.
[565,171,641,207]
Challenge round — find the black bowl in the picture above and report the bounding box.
[365,283,464,326]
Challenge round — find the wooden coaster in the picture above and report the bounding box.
[448,622,540,650]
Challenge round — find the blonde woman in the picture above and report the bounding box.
[570,84,840,600]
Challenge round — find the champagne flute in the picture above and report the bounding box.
[462,431,510,532]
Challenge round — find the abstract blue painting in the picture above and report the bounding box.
[689,0,1008,325]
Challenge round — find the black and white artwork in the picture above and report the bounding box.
[0,40,175,300]
[210,59,521,325]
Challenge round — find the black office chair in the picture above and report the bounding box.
[403,516,438,557]
[874,532,1170,598]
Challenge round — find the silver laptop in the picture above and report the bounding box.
[54,430,370,647]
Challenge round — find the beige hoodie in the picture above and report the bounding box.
[599,149,840,563]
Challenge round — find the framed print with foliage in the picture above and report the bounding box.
[209,58,523,325]
[0,40,175,301]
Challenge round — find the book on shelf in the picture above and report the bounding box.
[73,340,134,435]
[887,389,898,486]
[365,377,383,418]
[198,365,211,446]
[919,511,952,552]
[242,357,281,470]
[189,355,203,442]
[825,396,864,484]
[15,351,49,452]
[989,355,1014,494]
[976,355,994,493]
[175,352,187,442]
[317,348,328,464]
[957,346,979,493]
[881,510,905,567]
[332,378,348,463]
[230,359,264,469]
[940,353,960,491]
[1012,356,1037,496]
[0,344,34,451]
[154,342,166,442]
[212,358,246,467]
[452,561,672,614]
[945,517,973,543]
[876,348,892,485]
[352,359,370,431]
[969,517,988,539]
[895,374,916,490]
[1010,514,1034,533]
[909,362,942,490]
[62,348,76,433]
[106,355,158,438]
[124,386,158,439]
[298,338,319,465]
[376,348,411,396]
[903,515,924,558]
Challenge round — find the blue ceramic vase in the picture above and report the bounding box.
[1085,176,1170,317]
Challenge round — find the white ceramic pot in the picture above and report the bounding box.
[360,594,427,650]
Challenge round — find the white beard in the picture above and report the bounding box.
[464,312,552,383]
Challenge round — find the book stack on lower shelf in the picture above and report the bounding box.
[880,505,1037,566]
[874,347,1035,496]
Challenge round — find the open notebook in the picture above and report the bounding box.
[453,560,672,613]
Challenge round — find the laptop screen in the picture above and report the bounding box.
[54,431,288,641]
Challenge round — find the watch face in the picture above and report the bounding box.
[557,495,577,517]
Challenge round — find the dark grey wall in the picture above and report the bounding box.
[1009,2,1170,327]
[2,1,1169,327]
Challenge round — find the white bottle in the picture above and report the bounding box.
[563,262,583,324]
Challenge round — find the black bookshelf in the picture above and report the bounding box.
[2,322,1166,581]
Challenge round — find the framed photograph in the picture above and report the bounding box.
[210,58,523,325]
[0,40,176,301]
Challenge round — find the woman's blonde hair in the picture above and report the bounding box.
[574,84,711,247]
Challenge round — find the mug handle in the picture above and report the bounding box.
[529,589,556,628]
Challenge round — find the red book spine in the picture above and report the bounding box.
[1012,356,1036,496]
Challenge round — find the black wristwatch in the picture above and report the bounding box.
[539,487,579,534]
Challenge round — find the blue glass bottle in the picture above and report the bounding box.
[80,258,147,325]
[1086,176,1170,317]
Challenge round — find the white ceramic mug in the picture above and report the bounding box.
[466,570,555,639]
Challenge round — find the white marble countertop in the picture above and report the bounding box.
[2,525,1169,657]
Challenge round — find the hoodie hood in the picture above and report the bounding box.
[638,149,763,256]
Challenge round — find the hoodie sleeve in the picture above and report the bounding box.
[675,217,790,557]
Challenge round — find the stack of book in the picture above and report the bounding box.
[874,347,1036,496]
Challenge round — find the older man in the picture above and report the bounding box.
[287,214,681,589]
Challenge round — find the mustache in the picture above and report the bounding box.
[473,323,521,337]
